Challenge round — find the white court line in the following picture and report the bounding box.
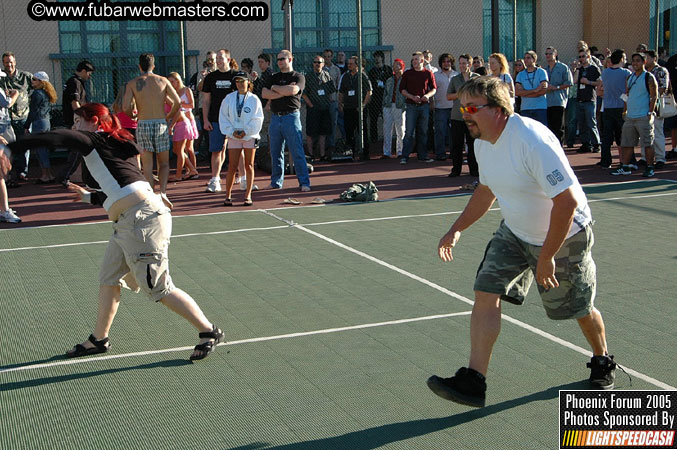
[291,222,676,391]
[2,178,674,233]
[3,189,677,253]
[0,224,288,253]
[0,311,472,375]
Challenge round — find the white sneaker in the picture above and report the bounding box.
[239,177,259,191]
[301,185,311,192]
[0,208,21,223]
[206,177,222,193]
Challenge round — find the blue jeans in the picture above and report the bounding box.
[402,104,429,160]
[434,108,451,158]
[520,109,548,126]
[269,111,310,188]
[565,100,578,146]
[576,101,600,148]
[30,118,51,168]
[327,100,338,148]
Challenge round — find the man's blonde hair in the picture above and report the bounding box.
[457,76,514,116]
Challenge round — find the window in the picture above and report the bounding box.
[483,0,536,63]
[54,1,187,106]
[650,0,675,55]
[269,0,387,72]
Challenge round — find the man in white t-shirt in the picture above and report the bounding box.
[427,77,616,408]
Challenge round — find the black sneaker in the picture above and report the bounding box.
[587,355,616,390]
[637,159,647,167]
[655,161,665,169]
[427,367,487,407]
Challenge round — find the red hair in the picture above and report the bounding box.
[393,58,405,74]
[74,103,134,142]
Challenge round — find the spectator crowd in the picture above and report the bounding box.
[1,41,676,224]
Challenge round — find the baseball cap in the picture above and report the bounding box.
[233,71,248,81]
[33,71,49,82]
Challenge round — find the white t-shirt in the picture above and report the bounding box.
[474,114,591,245]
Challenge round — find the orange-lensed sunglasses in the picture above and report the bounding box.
[459,104,490,114]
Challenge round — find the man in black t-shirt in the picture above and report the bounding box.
[575,49,602,153]
[262,50,310,191]
[367,51,392,146]
[201,49,237,193]
[58,60,95,185]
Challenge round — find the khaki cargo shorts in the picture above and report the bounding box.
[99,195,176,301]
[474,221,596,320]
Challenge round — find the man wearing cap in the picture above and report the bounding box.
[0,52,32,186]
[262,49,311,191]
[58,60,94,186]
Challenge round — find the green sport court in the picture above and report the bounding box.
[1,179,675,450]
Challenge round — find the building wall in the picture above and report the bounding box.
[538,0,585,64]
[0,1,60,90]
[584,0,650,54]
[381,1,484,65]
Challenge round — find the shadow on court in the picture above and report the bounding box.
[0,359,192,392]
[231,380,589,450]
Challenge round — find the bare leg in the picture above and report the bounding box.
[243,147,256,200]
[238,150,246,183]
[1,178,9,211]
[210,148,225,179]
[159,288,216,359]
[184,139,198,176]
[468,291,502,376]
[140,151,155,189]
[576,307,608,356]
[75,284,121,350]
[171,140,186,181]
[644,145,655,166]
[156,151,170,194]
[224,147,241,200]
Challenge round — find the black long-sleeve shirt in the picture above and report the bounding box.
[9,129,147,210]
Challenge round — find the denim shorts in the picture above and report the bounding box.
[474,221,596,320]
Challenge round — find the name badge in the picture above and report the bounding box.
[579,84,586,90]
[348,90,355,96]
[377,80,384,88]
[318,89,325,96]
[620,93,629,102]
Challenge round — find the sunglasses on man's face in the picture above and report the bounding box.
[277,57,287,62]
[459,104,490,114]
[313,61,323,64]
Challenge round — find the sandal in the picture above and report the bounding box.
[190,325,224,361]
[66,334,111,358]
[186,173,200,180]
[224,198,233,206]
[243,198,253,206]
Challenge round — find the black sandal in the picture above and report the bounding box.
[243,198,253,206]
[190,325,224,361]
[223,198,233,206]
[66,334,111,358]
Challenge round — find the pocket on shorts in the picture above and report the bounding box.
[136,252,164,290]
[133,205,171,244]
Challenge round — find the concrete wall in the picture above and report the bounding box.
[537,0,585,64]
[0,1,60,90]
[381,1,484,64]
[584,0,650,54]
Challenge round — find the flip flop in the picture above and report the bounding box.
[284,198,302,205]
[311,197,332,204]
[186,173,200,180]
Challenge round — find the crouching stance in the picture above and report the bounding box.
[429,77,616,408]
[7,103,223,360]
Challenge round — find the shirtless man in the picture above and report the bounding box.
[123,53,180,208]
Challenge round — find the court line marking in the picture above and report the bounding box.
[2,189,677,253]
[2,178,672,232]
[0,311,472,375]
[289,221,675,391]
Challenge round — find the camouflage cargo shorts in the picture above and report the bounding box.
[474,221,596,320]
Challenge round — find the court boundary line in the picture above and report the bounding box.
[0,311,472,375]
[288,221,675,391]
[2,178,673,232]
[3,189,677,253]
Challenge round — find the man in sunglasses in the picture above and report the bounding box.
[429,77,616,408]
[302,56,335,161]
